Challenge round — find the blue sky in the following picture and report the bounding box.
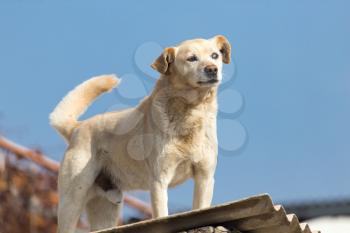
[1,0,350,210]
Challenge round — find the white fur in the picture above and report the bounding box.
[51,35,230,233]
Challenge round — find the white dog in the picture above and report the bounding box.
[50,35,231,233]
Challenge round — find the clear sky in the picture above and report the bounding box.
[0,0,350,210]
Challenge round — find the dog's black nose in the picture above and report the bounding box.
[204,65,218,77]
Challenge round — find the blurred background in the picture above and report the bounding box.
[0,0,349,232]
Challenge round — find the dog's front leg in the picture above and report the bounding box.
[192,171,215,210]
[150,180,169,218]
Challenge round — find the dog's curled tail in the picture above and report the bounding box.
[49,75,120,141]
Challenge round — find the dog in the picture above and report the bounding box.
[50,35,231,233]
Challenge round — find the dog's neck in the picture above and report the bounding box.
[151,75,218,108]
[138,75,217,139]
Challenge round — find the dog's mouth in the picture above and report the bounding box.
[197,79,219,85]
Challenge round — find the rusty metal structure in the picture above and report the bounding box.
[0,136,151,233]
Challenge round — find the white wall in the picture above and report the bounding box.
[308,216,350,233]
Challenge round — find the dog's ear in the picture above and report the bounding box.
[151,47,176,75]
[213,35,231,64]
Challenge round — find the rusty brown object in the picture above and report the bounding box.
[0,151,59,233]
[0,136,152,217]
[124,195,152,218]
[0,136,59,172]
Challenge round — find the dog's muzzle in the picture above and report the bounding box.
[204,65,218,78]
[198,65,219,84]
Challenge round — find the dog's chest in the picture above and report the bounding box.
[163,110,217,171]
[169,107,216,157]
[167,123,217,187]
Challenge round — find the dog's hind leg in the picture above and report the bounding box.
[57,147,99,233]
[86,193,122,231]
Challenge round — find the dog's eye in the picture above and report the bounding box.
[187,55,198,62]
[211,52,219,59]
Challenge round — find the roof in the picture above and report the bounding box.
[94,194,321,233]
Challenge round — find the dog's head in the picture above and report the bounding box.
[151,35,231,88]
